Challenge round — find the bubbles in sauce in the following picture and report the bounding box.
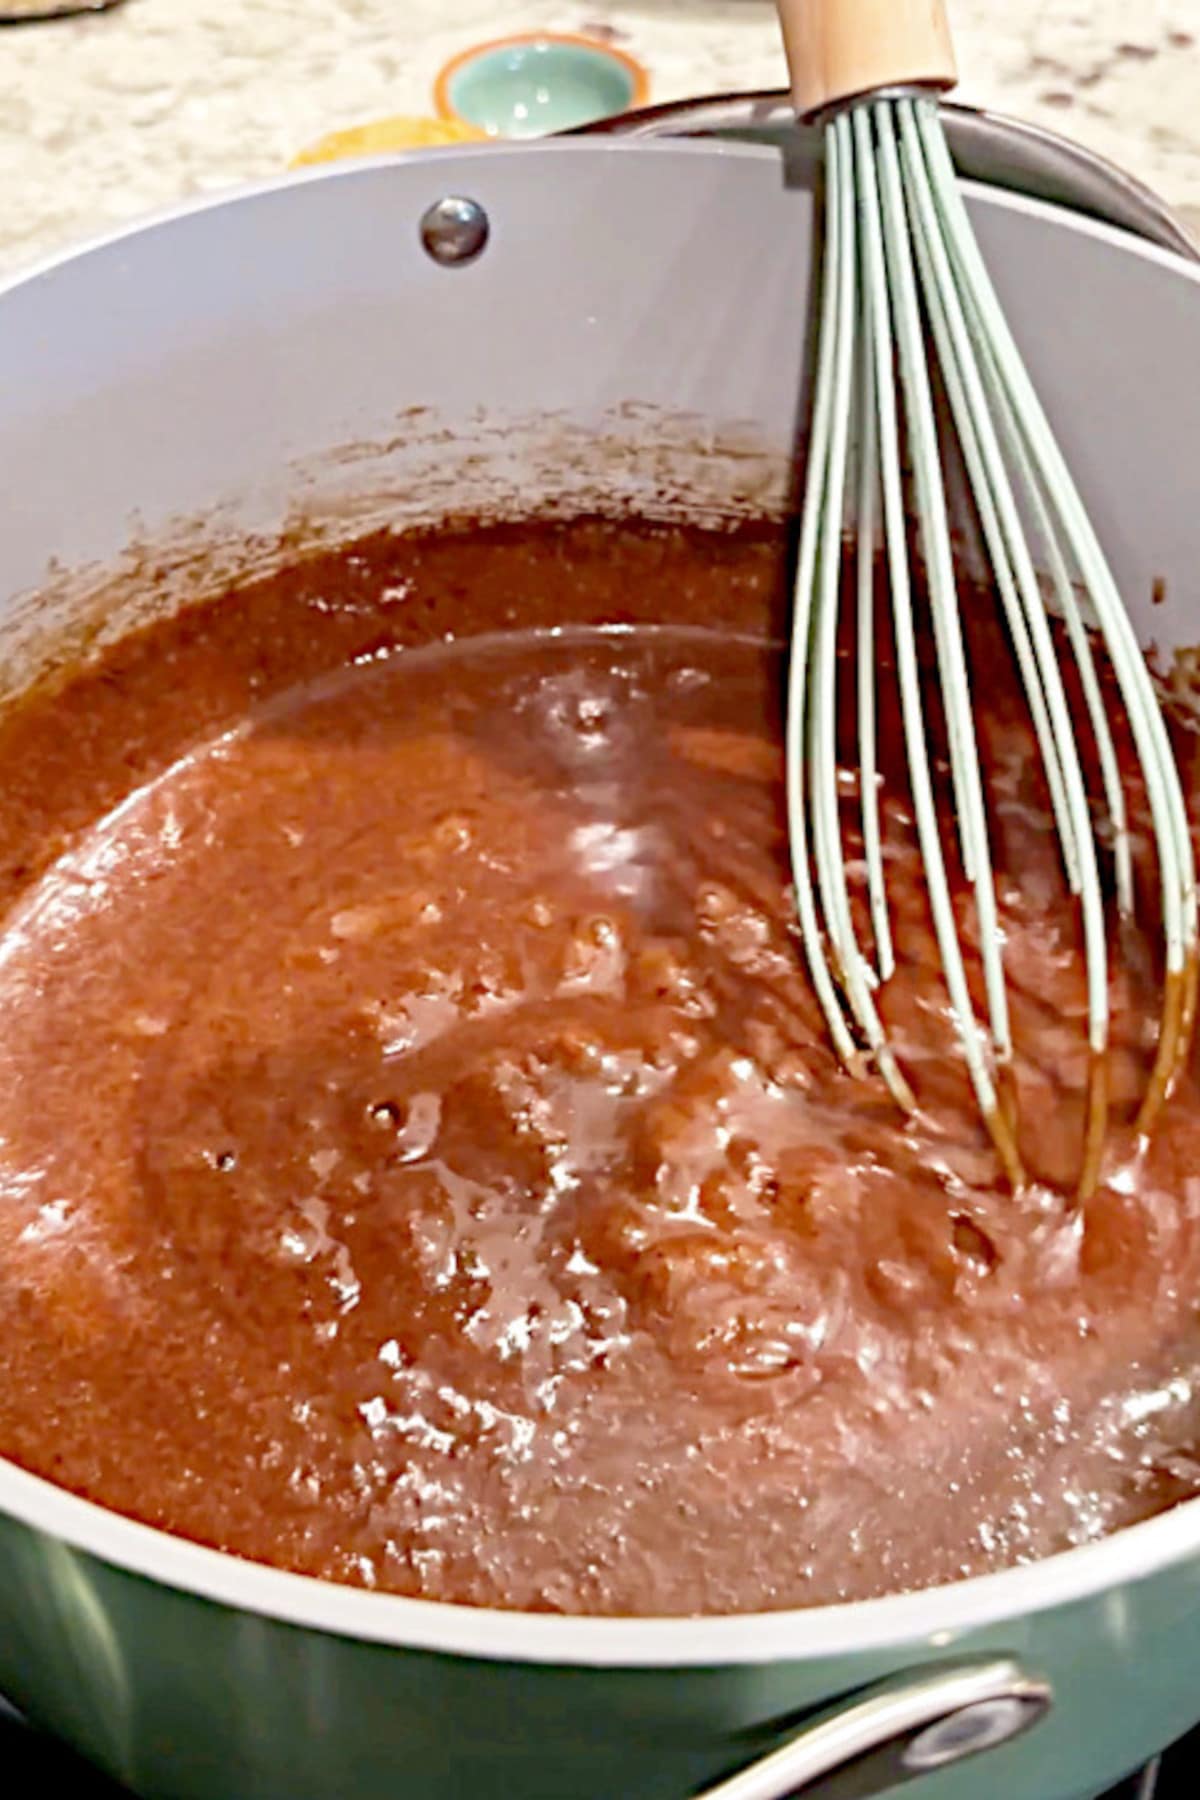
[0,517,1197,1617]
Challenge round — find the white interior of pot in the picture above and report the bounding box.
[3,139,1200,1665]
[4,141,1199,695]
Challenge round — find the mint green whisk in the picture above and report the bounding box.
[777,0,1198,1194]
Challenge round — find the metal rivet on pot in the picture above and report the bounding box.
[901,1694,1046,1771]
[419,196,490,266]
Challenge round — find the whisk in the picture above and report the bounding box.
[776,0,1198,1195]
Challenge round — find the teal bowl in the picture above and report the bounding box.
[435,35,649,139]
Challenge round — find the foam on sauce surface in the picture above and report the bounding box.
[0,517,1199,1615]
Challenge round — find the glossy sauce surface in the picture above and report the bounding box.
[0,517,1199,1616]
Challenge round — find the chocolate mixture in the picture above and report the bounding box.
[0,516,1199,1616]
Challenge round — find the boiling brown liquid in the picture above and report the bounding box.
[1,516,1199,1616]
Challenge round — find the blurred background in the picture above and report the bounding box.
[0,0,1196,276]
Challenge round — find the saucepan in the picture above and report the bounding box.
[1,136,1200,1800]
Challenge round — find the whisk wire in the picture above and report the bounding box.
[788,113,915,1108]
[915,104,1198,1123]
[866,106,1019,1168]
[790,92,1198,1191]
[999,402,1136,919]
[786,110,869,1081]
[877,104,1018,1071]
[916,104,1135,925]
[895,102,1112,1085]
[897,100,1115,1188]
[855,255,894,984]
[897,113,1084,897]
[811,114,885,1019]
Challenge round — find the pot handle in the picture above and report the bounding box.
[693,1657,1052,1799]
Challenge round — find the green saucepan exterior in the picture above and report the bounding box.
[1,140,1200,1798]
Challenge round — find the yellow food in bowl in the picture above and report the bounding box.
[292,115,486,168]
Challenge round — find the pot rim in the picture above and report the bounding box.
[4,138,1200,1670]
[575,89,1198,262]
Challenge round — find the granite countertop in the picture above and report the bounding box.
[0,0,1197,276]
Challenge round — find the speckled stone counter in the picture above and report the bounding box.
[0,0,1197,273]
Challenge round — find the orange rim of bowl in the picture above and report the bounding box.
[433,31,652,133]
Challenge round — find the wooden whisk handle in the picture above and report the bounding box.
[777,0,958,119]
